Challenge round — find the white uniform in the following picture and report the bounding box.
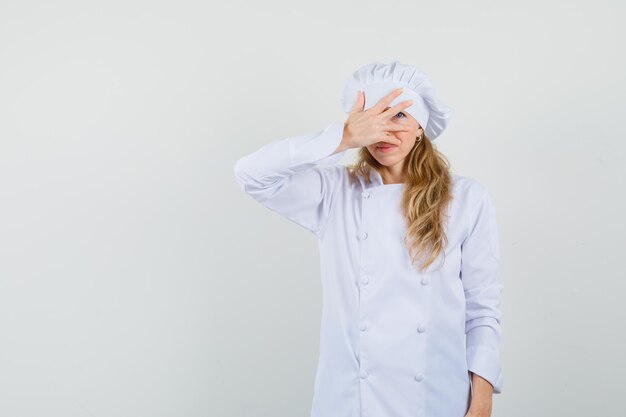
[234,121,504,417]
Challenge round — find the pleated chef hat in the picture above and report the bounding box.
[340,61,454,141]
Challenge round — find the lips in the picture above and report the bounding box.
[376,144,398,151]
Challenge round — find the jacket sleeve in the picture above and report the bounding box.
[461,188,504,394]
[233,121,347,238]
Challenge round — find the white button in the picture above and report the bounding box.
[359,369,369,379]
[421,277,429,286]
[414,372,424,382]
[417,324,426,333]
[362,191,370,199]
[359,232,368,240]
[359,321,368,331]
[360,274,370,284]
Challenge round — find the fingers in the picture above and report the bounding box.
[381,118,413,133]
[371,88,404,113]
[381,134,402,146]
[380,99,414,120]
[350,90,365,114]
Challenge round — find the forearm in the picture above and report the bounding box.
[234,121,345,189]
[468,371,493,416]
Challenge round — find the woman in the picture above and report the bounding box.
[233,61,504,417]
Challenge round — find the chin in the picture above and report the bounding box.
[374,155,405,166]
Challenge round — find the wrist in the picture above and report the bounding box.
[341,122,356,150]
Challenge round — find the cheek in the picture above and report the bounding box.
[399,137,416,152]
[399,146,413,159]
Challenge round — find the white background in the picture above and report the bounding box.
[1,0,624,416]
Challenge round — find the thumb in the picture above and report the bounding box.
[350,90,365,114]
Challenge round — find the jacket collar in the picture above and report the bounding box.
[358,167,404,190]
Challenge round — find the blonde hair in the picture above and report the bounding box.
[346,134,454,272]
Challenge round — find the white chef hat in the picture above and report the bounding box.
[340,61,454,141]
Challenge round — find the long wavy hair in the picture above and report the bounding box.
[346,133,454,272]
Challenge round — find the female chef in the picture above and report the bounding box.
[233,61,504,417]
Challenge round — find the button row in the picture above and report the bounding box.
[360,191,369,244]
[358,275,428,288]
[358,369,425,382]
[356,320,424,333]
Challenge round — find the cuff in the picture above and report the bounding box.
[467,345,503,394]
[289,121,347,166]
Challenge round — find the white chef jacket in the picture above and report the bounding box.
[233,121,504,417]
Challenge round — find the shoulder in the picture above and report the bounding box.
[452,173,489,194]
[308,164,356,198]
[312,162,348,181]
[451,173,492,212]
